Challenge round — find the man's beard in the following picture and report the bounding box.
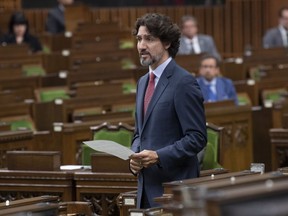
[139,52,162,67]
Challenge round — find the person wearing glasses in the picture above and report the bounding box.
[197,54,238,105]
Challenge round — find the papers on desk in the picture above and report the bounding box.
[83,140,134,160]
[60,165,91,170]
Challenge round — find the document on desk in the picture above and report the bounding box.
[83,140,134,160]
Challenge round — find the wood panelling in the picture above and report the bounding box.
[6,0,272,58]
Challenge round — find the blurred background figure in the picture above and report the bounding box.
[178,15,221,60]
[0,12,42,53]
[46,0,74,34]
[263,7,288,49]
[197,55,238,104]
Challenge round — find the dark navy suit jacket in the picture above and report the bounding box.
[46,6,65,34]
[196,76,238,105]
[131,59,207,208]
[263,27,284,49]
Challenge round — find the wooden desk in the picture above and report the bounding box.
[0,130,34,168]
[0,196,59,210]
[74,172,137,216]
[0,170,74,202]
[205,102,253,171]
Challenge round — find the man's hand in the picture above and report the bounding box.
[129,158,143,175]
[130,150,159,168]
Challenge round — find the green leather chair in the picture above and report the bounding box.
[23,65,46,76]
[82,122,134,165]
[1,115,36,131]
[262,88,287,104]
[202,123,224,170]
[237,92,252,106]
[38,88,70,102]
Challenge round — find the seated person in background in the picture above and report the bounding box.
[263,7,288,48]
[0,12,42,53]
[178,15,221,60]
[46,0,74,34]
[197,55,238,105]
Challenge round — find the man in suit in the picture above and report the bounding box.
[197,55,238,105]
[45,0,74,34]
[129,13,207,209]
[178,15,221,60]
[263,7,288,49]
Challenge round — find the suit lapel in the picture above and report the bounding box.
[141,60,175,132]
[215,78,223,100]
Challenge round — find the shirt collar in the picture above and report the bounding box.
[279,25,288,33]
[183,35,199,44]
[149,57,172,79]
[203,77,217,86]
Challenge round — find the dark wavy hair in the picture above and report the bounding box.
[132,13,181,58]
[8,12,29,35]
[199,54,221,68]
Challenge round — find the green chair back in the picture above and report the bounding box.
[82,125,133,165]
[23,65,46,76]
[237,93,251,106]
[202,127,222,170]
[40,89,70,102]
[122,83,136,94]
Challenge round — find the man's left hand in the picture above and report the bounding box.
[129,150,159,168]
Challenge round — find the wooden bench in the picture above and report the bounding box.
[0,169,74,202]
[33,93,136,130]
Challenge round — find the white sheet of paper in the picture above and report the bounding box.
[83,140,134,160]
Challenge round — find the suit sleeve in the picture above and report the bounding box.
[131,81,141,153]
[263,29,274,48]
[156,75,207,167]
[208,36,222,61]
[46,12,59,34]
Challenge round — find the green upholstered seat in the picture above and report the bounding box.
[237,93,251,106]
[39,89,70,102]
[202,127,222,170]
[122,83,136,94]
[23,65,46,76]
[82,126,133,165]
[263,89,286,102]
[119,39,134,49]
[42,45,51,54]
[10,119,35,131]
[1,116,36,131]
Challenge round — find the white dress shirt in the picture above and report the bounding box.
[183,36,201,54]
[203,77,217,95]
[149,57,172,87]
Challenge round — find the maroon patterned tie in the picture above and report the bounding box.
[144,72,155,115]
